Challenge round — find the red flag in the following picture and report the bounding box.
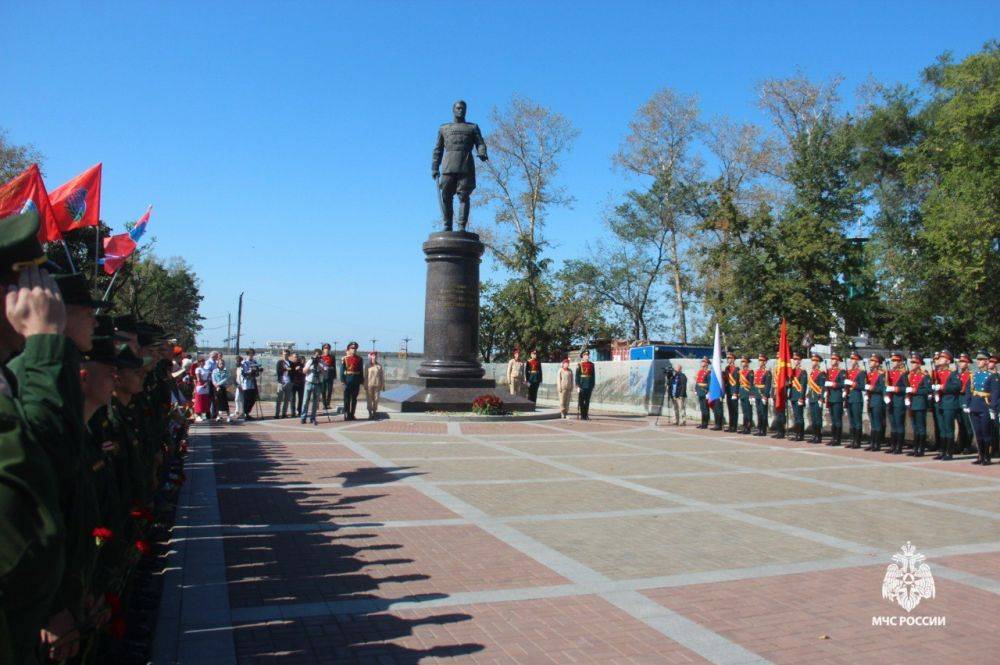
[49,163,102,233]
[0,164,61,242]
[774,319,792,411]
[102,232,137,275]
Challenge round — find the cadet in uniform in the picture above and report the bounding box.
[865,354,887,451]
[341,342,363,421]
[751,354,771,436]
[694,357,711,429]
[967,351,1000,465]
[806,353,826,443]
[506,349,526,398]
[575,350,595,420]
[929,351,942,450]
[933,350,963,461]
[903,353,932,456]
[525,350,543,403]
[956,353,975,453]
[823,352,845,446]
[0,210,70,663]
[725,353,739,432]
[844,351,867,449]
[884,352,908,454]
[788,352,808,441]
[737,356,754,435]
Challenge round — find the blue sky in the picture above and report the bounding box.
[3,1,996,351]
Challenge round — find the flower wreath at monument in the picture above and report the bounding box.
[471,394,506,415]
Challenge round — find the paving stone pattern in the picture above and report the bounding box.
[156,417,1000,664]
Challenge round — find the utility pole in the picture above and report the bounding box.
[234,292,244,354]
[227,313,232,353]
[401,336,411,359]
[370,338,377,353]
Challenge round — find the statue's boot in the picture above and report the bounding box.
[457,197,471,231]
[442,196,455,231]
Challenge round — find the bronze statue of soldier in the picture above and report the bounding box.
[432,100,488,232]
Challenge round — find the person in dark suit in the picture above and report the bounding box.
[669,364,688,425]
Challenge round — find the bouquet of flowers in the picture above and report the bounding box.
[471,394,505,416]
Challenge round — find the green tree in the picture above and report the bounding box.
[0,128,43,183]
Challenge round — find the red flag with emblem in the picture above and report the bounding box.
[49,163,102,232]
[774,319,792,411]
[0,164,61,242]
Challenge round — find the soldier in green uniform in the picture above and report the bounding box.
[751,354,771,436]
[884,352,909,454]
[956,352,975,454]
[787,352,808,441]
[724,353,739,432]
[929,350,942,450]
[694,357,711,429]
[844,351,867,448]
[806,353,826,443]
[737,356,754,435]
[823,352,845,446]
[904,353,932,456]
[933,350,963,461]
[575,350,595,420]
[865,353,887,451]
[8,273,107,661]
[0,209,69,664]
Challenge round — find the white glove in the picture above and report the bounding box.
[904,398,911,407]
[990,411,996,421]
[884,396,891,405]
[905,387,913,394]
[934,395,941,403]
[885,386,894,393]
[932,384,940,391]
[824,381,834,387]
[844,379,854,386]
[963,407,970,413]
[798,399,804,406]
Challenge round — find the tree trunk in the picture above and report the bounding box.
[669,230,688,343]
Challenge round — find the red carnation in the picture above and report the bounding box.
[135,539,151,556]
[92,526,114,545]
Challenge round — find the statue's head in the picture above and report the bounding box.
[452,100,467,121]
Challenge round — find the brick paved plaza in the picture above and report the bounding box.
[154,416,1000,664]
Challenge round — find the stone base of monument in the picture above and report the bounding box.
[382,377,536,413]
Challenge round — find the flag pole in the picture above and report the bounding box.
[60,240,76,273]
[95,269,120,315]
[93,224,100,282]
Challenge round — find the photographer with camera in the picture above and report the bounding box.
[300,348,324,424]
[240,348,262,419]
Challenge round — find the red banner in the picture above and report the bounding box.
[49,163,102,232]
[774,319,792,411]
[0,164,61,242]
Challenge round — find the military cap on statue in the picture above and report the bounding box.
[0,208,48,275]
[114,314,138,334]
[54,273,109,309]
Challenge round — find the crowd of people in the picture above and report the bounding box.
[686,349,1000,465]
[177,342,387,425]
[0,208,191,664]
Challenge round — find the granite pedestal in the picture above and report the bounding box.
[386,230,534,413]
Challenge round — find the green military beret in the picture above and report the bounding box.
[113,314,138,334]
[82,336,122,366]
[116,343,145,369]
[53,273,109,309]
[0,208,47,276]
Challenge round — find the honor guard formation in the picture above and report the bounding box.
[0,209,192,664]
[692,348,1000,464]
